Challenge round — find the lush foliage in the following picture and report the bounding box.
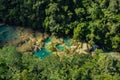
[0,0,120,51]
[0,46,120,80]
[0,1,120,79]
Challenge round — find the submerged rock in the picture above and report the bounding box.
[43,33,49,40]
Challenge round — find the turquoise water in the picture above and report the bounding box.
[55,38,71,51]
[34,38,52,59]
[44,38,52,45]
[56,44,64,51]
[34,47,51,59]
[64,38,71,47]
[0,26,8,32]
[35,38,70,59]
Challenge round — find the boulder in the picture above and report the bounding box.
[43,33,49,39]
[81,43,92,51]
[17,41,33,53]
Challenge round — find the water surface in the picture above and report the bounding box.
[34,47,51,59]
[0,25,18,43]
[56,44,64,51]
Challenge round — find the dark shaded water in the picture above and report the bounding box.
[0,25,18,43]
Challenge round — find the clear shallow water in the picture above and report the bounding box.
[44,38,52,45]
[64,38,71,47]
[34,47,51,59]
[34,38,52,59]
[34,38,71,58]
[56,44,64,51]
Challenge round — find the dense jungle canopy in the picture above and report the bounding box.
[0,46,120,80]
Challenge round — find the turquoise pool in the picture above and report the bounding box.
[34,38,52,59]
[34,47,51,59]
[44,38,52,46]
[64,38,71,47]
[56,44,64,51]
[56,38,71,51]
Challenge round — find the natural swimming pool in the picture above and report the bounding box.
[34,38,52,59]
[34,37,71,59]
[34,47,51,59]
[56,44,64,51]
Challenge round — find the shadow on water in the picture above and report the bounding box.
[0,25,18,43]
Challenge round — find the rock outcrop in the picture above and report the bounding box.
[7,27,45,54]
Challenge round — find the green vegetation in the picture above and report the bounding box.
[0,0,120,51]
[0,46,120,80]
[0,0,120,79]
